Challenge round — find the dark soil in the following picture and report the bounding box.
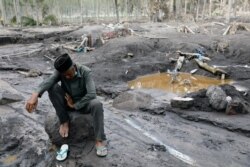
[1,22,250,167]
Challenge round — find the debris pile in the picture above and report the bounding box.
[170,49,228,80]
[101,23,133,41]
[171,85,250,115]
[223,23,250,35]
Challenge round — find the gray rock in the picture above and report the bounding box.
[170,97,194,109]
[45,112,94,146]
[206,86,227,110]
[113,90,152,111]
[0,80,24,105]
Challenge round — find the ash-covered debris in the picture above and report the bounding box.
[183,84,250,114]
[148,144,167,152]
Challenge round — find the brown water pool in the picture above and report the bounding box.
[128,72,232,95]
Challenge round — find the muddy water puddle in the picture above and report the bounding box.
[128,72,232,95]
[1,155,18,165]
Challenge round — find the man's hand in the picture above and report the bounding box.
[26,93,39,113]
[65,93,74,109]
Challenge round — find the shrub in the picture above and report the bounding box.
[43,14,58,25]
[21,16,37,26]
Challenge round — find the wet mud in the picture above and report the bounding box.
[1,23,250,167]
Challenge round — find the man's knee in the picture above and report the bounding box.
[89,99,103,111]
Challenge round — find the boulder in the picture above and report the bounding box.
[226,96,250,115]
[45,112,94,146]
[170,97,194,109]
[0,80,23,105]
[113,90,152,111]
[206,86,227,110]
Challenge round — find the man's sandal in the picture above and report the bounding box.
[56,144,69,161]
[96,145,108,157]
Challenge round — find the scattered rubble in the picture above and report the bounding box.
[223,22,250,35]
[183,85,250,115]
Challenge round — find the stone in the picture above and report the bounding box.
[45,112,94,146]
[170,97,194,109]
[206,86,227,110]
[226,97,250,115]
[112,90,152,111]
[0,80,23,105]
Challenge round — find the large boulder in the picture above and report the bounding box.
[0,80,23,105]
[206,86,227,111]
[45,112,94,146]
[112,90,152,111]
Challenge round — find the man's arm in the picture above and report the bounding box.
[73,70,96,110]
[35,71,60,97]
[26,71,60,113]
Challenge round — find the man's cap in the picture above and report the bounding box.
[54,53,73,73]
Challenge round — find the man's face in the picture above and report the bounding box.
[62,66,75,80]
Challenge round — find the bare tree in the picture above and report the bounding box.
[227,0,232,23]
[114,0,119,23]
[209,0,213,17]
[184,0,188,14]
[202,0,206,20]
[0,0,6,25]
[13,0,21,26]
[176,0,181,18]
[80,0,83,24]
[244,0,249,11]
[196,0,200,20]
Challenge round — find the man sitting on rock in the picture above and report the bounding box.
[25,53,107,157]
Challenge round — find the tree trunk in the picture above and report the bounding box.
[0,0,6,26]
[80,0,83,24]
[184,0,187,14]
[244,0,248,12]
[202,0,206,20]
[196,0,200,21]
[13,0,21,26]
[114,0,119,23]
[170,0,174,14]
[176,0,181,17]
[33,0,39,26]
[97,0,100,23]
[209,0,213,17]
[227,0,232,23]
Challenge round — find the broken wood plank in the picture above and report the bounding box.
[175,56,185,71]
[176,51,211,61]
[185,26,195,34]
[223,25,231,36]
[194,58,217,74]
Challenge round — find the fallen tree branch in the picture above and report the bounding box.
[213,22,226,26]
[0,66,30,72]
[43,55,54,62]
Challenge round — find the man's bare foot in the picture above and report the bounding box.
[95,140,107,157]
[95,140,104,147]
[59,122,69,138]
